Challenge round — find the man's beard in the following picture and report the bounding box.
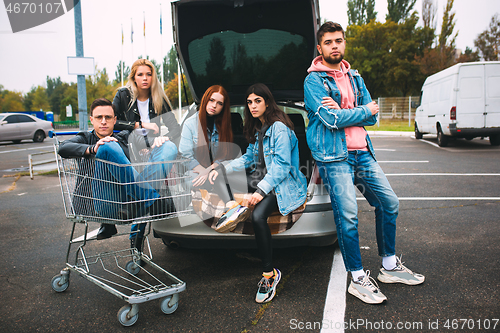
[323,53,343,65]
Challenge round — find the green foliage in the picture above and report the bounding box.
[438,0,457,51]
[347,13,432,97]
[0,89,25,111]
[163,46,178,84]
[386,0,417,23]
[31,86,50,111]
[114,61,130,86]
[85,67,117,111]
[348,0,377,26]
[474,14,500,61]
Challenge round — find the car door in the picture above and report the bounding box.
[0,115,21,141]
[16,114,37,139]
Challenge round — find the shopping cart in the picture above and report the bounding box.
[50,139,191,327]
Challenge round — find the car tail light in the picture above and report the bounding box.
[450,106,456,120]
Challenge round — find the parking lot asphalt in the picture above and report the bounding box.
[1,133,499,333]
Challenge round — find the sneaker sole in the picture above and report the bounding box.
[377,272,425,285]
[347,282,387,304]
[256,269,281,304]
[215,207,251,233]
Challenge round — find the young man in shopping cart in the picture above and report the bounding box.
[58,98,175,245]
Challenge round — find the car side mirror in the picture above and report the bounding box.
[0,120,7,125]
[411,101,420,108]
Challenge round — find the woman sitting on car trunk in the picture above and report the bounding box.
[208,83,307,304]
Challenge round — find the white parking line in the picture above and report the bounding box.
[379,161,429,163]
[386,173,500,176]
[417,139,441,148]
[324,172,499,330]
[0,145,53,154]
[321,247,347,333]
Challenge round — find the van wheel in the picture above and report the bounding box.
[490,135,500,146]
[414,123,423,139]
[437,126,448,147]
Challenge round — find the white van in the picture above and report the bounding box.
[414,61,500,146]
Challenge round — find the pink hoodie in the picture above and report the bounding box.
[307,56,368,151]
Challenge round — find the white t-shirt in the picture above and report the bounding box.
[136,98,150,135]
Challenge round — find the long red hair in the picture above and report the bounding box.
[196,85,233,167]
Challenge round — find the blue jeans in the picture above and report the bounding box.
[317,151,398,272]
[93,141,178,239]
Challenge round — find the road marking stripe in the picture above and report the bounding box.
[321,247,346,333]
[386,173,500,176]
[378,161,429,163]
[0,145,52,154]
[357,197,500,201]
[418,139,441,148]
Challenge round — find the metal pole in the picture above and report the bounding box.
[377,97,381,127]
[408,96,412,127]
[74,0,87,131]
[178,60,181,119]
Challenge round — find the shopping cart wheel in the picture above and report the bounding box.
[51,274,69,292]
[117,304,139,327]
[125,260,141,275]
[160,294,179,314]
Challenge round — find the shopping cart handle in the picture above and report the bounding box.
[49,130,80,138]
[49,130,121,138]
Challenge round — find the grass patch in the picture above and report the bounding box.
[370,119,414,131]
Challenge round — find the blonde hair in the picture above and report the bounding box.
[125,58,172,114]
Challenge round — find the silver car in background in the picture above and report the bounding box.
[0,113,53,143]
[153,0,336,249]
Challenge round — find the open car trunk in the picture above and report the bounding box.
[171,0,320,105]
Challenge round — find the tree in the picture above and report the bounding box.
[59,83,78,121]
[438,0,457,52]
[386,0,417,23]
[456,47,480,63]
[474,14,500,61]
[31,86,50,111]
[422,0,437,29]
[114,61,130,86]
[347,13,434,97]
[348,0,377,26]
[165,73,193,108]
[86,67,115,110]
[46,76,62,98]
[0,90,24,111]
[163,46,178,84]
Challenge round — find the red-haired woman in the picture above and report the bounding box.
[179,85,250,223]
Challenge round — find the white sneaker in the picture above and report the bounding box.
[348,270,387,304]
[377,255,425,285]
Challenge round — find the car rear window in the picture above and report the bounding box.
[187,29,310,102]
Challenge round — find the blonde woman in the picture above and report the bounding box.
[112,58,181,254]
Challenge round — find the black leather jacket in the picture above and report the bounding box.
[112,87,181,147]
[58,130,131,159]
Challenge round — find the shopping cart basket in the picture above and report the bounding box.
[50,140,191,327]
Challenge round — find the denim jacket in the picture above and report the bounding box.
[179,112,220,170]
[304,69,378,162]
[225,121,307,216]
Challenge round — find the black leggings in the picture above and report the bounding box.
[252,193,278,273]
[205,169,277,272]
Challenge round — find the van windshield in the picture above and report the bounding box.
[186,29,310,103]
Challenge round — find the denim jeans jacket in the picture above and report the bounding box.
[179,112,220,170]
[304,69,378,162]
[225,121,307,216]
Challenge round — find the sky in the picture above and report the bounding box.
[0,0,498,94]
